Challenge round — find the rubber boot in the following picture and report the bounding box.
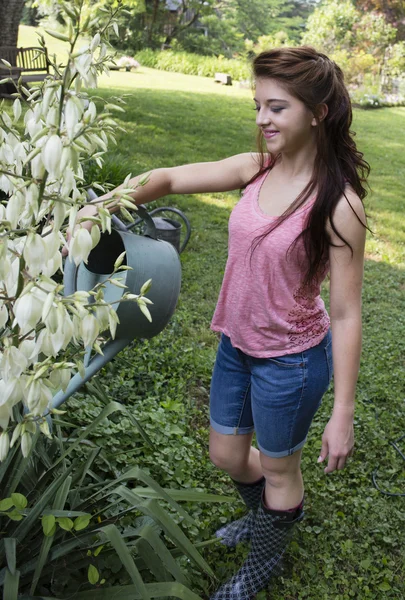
[215,476,265,547]
[210,497,304,600]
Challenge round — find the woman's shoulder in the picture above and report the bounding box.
[239,152,273,188]
[328,185,367,247]
[334,185,366,224]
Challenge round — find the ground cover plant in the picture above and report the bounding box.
[16,29,405,599]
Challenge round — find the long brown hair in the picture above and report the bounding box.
[247,46,370,286]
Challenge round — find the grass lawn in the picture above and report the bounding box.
[18,26,405,599]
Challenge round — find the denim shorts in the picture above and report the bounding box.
[210,331,333,458]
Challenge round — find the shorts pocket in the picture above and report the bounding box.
[268,353,304,368]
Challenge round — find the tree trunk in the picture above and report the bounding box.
[0,0,25,52]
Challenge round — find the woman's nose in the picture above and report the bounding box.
[256,108,271,127]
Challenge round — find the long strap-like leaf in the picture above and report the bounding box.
[3,568,20,600]
[113,486,214,578]
[98,524,150,600]
[83,466,196,525]
[4,538,16,574]
[29,476,72,595]
[69,581,205,600]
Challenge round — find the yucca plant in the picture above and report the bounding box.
[0,398,230,599]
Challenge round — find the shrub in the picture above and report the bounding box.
[0,400,213,599]
[135,49,251,82]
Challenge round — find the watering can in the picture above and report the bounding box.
[135,206,191,254]
[51,198,183,408]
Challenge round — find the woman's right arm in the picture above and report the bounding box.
[62,152,259,254]
[96,152,260,211]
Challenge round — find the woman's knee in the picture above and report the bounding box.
[260,450,302,487]
[209,428,252,474]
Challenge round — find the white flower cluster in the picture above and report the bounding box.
[0,22,150,461]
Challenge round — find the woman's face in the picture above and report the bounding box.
[254,78,318,154]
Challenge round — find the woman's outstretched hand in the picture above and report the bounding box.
[62,204,99,257]
[318,409,354,474]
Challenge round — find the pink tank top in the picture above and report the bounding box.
[210,169,330,357]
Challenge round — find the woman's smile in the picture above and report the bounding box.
[262,129,280,140]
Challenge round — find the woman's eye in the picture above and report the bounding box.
[253,106,260,111]
[271,108,284,113]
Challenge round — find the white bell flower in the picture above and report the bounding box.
[80,313,99,347]
[23,232,47,277]
[0,174,11,194]
[31,152,45,179]
[26,184,39,219]
[1,346,28,382]
[51,326,66,355]
[95,304,110,332]
[50,367,71,392]
[19,338,38,366]
[1,377,24,407]
[64,97,81,139]
[69,227,93,266]
[42,252,62,277]
[35,329,55,357]
[41,134,63,179]
[43,229,61,261]
[62,314,74,349]
[52,201,67,231]
[5,191,25,229]
[14,291,43,330]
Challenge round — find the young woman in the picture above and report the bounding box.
[64,47,369,599]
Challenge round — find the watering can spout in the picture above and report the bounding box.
[51,338,129,408]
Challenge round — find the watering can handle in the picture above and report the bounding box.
[135,205,158,240]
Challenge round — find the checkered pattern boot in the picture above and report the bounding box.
[215,477,265,547]
[210,498,304,600]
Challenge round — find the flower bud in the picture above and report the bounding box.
[64,98,80,140]
[10,422,23,447]
[0,431,10,461]
[21,432,32,457]
[0,402,12,431]
[0,303,8,329]
[90,33,101,52]
[13,98,22,122]
[90,224,101,249]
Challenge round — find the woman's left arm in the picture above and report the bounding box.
[318,188,367,474]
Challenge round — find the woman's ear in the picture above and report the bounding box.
[311,103,329,126]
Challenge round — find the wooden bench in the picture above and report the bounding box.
[0,46,49,97]
[214,72,232,86]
